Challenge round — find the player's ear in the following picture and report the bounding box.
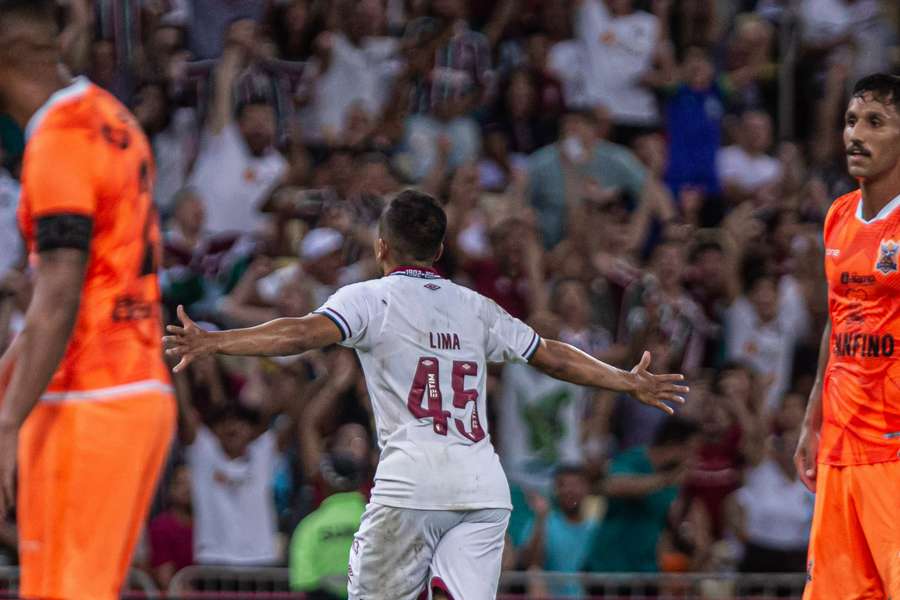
[374,237,388,262]
[433,242,444,263]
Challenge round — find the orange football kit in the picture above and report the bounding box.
[805,189,900,598]
[13,78,175,600]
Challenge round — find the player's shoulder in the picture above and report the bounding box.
[30,79,144,150]
[825,189,862,225]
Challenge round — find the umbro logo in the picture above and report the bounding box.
[424,283,441,291]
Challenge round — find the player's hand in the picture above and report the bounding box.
[794,424,819,492]
[0,422,16,519]
[628,351,689,415]
[163,305,216,373]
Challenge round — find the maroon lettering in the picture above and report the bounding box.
[406,357,450,435]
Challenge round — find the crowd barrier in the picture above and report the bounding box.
[0,565,807,598]
[168,566,806,599]
[0,566,159,598]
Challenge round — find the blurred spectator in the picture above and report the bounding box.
[176,378,284,566]
[256,227,367,309]
[186,0,268,60]
[462,217,546,319]
[491,68,558,156]
[0,151,22,278]
[396,0,496,179]
[717,110,782,206]
[148,463,194,589]
[188,32,287,235]
[299,0,401,144]
[725,254,811,411]
[497,312,586,495]
[290,352,370,599]
[519,466,599,598]
[620,237,714,375]
[662,47,726,205]
[575,0,674,142]
[725,428,814,573]
[402,0,495,115]
[544,0,589,109]
[527,109,649,249]
[133,81,198,216]
[682,365,765,539]
[585,416,700,573]
[270,0,315,61]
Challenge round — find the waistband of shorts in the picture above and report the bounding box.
[40,379,173,404]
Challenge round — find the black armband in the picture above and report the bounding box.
[35,213,94,252]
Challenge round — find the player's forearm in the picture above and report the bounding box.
[532,339,637,393]
[209,318,318,357]
[804,320,831,431]
[0,299,79,428]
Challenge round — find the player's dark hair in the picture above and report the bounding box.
[379,189,447,263]
[852,74,900,109]
[652,415,700,448]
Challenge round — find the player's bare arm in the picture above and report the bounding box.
[529,339,688,414]
[0,248,88,514]
[794,318,829,492]
[163,305,342,372]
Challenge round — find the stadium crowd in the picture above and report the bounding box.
[1,0,899,597]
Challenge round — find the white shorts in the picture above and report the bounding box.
[348,503,510,600]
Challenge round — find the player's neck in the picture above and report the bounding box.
[6,66,71,130]
[860,168,900,221]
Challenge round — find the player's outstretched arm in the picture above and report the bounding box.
[530,339,688,415]
[163,305,343,373]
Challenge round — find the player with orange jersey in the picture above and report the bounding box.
[795,73,900,598]
[0,2,174,599]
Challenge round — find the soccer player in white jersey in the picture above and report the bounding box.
[164,190,689,600]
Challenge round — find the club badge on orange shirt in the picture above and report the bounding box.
[875,239,899,275]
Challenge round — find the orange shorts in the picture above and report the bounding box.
[17,389,175,600]
[804,461,900,599]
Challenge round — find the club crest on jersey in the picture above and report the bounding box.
[876,240,899,275]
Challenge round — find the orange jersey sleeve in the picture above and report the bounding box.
[820,189,900,465]
[17,79,169,397]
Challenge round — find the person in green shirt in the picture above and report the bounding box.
[585,416,700,574]
[289,451,367,599]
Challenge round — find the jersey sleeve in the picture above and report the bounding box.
[314,283,371,348]
[482,297,541,363]
[22,127,99,251]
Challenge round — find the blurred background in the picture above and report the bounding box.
[0,0,898,598]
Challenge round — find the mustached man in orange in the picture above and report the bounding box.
[795,73,900,598]
[0,2,175,599]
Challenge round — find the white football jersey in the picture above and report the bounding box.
[315,266,541,510]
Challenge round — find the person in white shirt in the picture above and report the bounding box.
[177,398,281,566]
[725,269,810,412]
[188,40,287,235]
[164,189,689,600]
[575,0,670,136]
[724,427,814,573]
[299,1,400,144]
[717,110,783,205]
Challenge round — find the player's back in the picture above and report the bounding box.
[316,266,540,510]
[18,77,168,397]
